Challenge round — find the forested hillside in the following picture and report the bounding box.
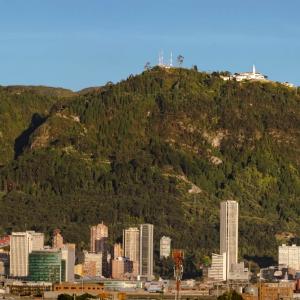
[0,67,299,276]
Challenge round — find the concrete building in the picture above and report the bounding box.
[0,250,9,275]
[90,222,108,253]
[52,229,64,249]
[28,250,62,283]
[83,251,102,277]
[139,224,154,280]
[61,243,75,282]
[160,236,171,259]
[208,253,226,281]
[279,244,300,270]
[220,200,238,278]
[114,243,123,258]
[123,227,140,276]
[112,257,133,279]
[10,231,44,277]
[234,65,268,82]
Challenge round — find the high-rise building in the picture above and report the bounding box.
[90,222,108,253]
[123,227,140,276]
[208,253,227,281]
[52,229,64,249]
[61,243,75,282]
[83,251,102,277]
[28,250,61,283]
[220,200,239,278]
[139,224,154,280]
[114,243,123,258]
[160,236,171,259]
[279,244,300,270]
[10,231,44,277]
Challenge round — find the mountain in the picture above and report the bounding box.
[0,67,299,276]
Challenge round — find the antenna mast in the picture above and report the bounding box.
[173,249,184,300]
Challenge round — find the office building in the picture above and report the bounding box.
[52,229,64,249]
[61,243,75,282]
[139,224,154,280]
[220,200,238,278]
[160,236,171,259]
[10,231,44,277]
[114,243,123,258]
[279,244,300,270]
[123,227,140,276]
[112,257,133,279]
[90,222,108,253]
[83,251,102,277]
[28,250,61,283]
[0,250,9,275]
[208,253,226,281]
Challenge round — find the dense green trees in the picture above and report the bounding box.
[0,67,299,277]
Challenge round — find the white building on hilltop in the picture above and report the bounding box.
[221,65,268,82]
[234,65,268,82]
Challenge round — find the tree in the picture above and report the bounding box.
[144,62,151,71]
[177,55,184,67]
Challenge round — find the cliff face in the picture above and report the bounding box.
[0,67,299,271]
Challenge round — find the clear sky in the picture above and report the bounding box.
[0,0,299,91]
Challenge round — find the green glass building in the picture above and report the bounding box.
[28,250,61,283]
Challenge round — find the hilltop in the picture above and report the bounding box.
[0,67,299,276]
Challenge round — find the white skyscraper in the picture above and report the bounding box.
[123,227,140,276]
[10,231,44,277]
[61,243,75,282]
[139,224,154,280]
[160,236,171,259]
[220,200,238,278]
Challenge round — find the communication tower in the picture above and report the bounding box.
[172,249,184,300]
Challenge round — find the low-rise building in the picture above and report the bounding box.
[6,280,52,296]
[112,257,133,279]
[208,253,226,281]
[28,250,62,283]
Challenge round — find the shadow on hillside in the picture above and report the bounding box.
[14,113,47,159]
[244,255,277,268]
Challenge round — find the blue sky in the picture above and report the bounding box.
[0,0,299,90]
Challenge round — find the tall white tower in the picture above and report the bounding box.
[220,200,238,279]
[252,64,256,74]
[169,52,173,67]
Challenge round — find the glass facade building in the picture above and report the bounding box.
[28,250,61,283]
